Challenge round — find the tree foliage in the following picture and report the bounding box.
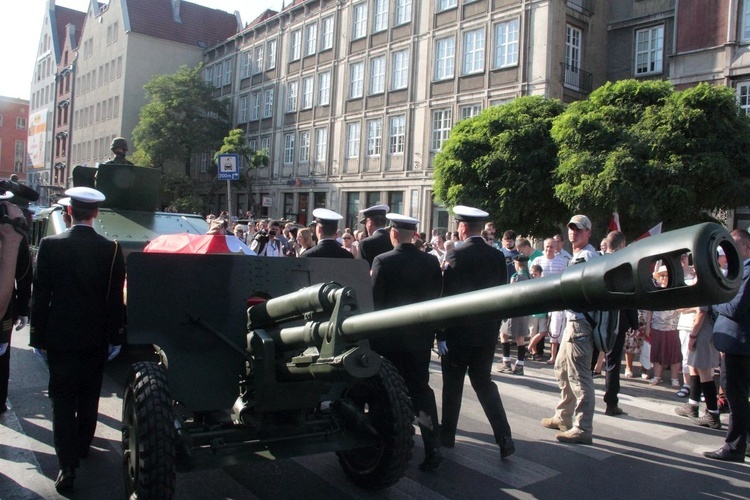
[553,80,750,237]
[433,96,567,236]
[131,65,230,175]
[213,129,269,190]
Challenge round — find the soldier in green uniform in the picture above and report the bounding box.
[103,137,134,165]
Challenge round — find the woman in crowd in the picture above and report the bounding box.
[646,266,683,388]
[341,231,359,258]
[295,228,314,256]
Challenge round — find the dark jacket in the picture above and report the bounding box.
[300,239,354,259]
[30,225,125,351]
[439,236,507,346]
[370,243,442,352]
[713,259,750,355]
[1,237,31,344]
[359,228,393,267]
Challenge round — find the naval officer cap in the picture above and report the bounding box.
[359,204,389,224]
[453,205,489,222]
[313,208,344,228]
[387,213,419,231]
[56,197,71,207]
[65,186,106,210]
[0,189,11,200]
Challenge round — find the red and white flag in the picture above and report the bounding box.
[608,212,621,232]
[635,222,663,241]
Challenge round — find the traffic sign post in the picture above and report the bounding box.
[217,154,240,218]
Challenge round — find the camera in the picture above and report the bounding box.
[269,229,278,237]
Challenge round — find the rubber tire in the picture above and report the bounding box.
[336,357,415,490]
[122,361,176,500]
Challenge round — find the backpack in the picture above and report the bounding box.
[583,310,620,353]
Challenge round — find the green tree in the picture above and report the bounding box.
[553,80,750,237]
[433,96,567,236]
[213,128,269,190]
[131,65,230,176]
[161,172,205,214]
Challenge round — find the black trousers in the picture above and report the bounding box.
[47,349,107,468]
[603,328,627,407]
[722,353,750,454]
[382,349,440,452]
[0,330,10,408]
[441,343,511,444]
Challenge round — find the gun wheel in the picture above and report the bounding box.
[122,361,176,500]
[336,357,414,490]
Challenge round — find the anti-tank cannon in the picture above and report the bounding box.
[123,222,741,498]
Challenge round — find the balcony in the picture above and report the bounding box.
[567,0,594,16]
[561,63,593,94]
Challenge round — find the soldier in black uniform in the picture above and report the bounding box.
[300,208,354,259]
[358,204,393,267]
[30,187,126,492]
[0,189,32,416]
[102,137,134,165]
[370,213,444,471]
[437,205,515,458]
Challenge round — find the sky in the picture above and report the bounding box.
[0,0,284,100]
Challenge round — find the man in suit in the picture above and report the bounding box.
[437,205,515,458]
[371,213,443,471]
[300,208,354,259]
[30,187,125,492]
[0,188,32,416]
[358,204,393,267]
[704,229,750,463]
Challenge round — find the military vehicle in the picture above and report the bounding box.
[123,222,741,498]
[29,164,209,259]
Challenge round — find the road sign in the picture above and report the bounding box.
[217,154,239,180]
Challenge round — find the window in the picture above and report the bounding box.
[396,0,412,25]
[267,39,277,69]
[460,104,482,120]
[315,128,327,161]
[113,95,120,118]
[392,50,409,89]
[287,81,298,112]
[353,3,368,40]
[251,92,260,120]
[321,17,334,50]
[738,83,750,115]
[263,89,274,118]
[435,37,455,80]
[743,0,750,41]
[389,116,405,154]
[431,109,452,151]
[241,51,251,78]
[494,19,519,69]
[635,25,664,75]
[113,22,118,43]
[566,25,582,70]
[299,131,310,162]
[350,62,364,98]
[347,122,361,158]
[305,24,318,56]
[16,117,27,130]
[438,0,457,12]
[302,76,314,109]
[290,29,302,61]
[239,95,249,122]
[14,140,25,172]
[370,56,385,94]
[463,29,485,75]
[374,0,389,32]
[261,137,270,153]
[254,46,264,74]
[284,133,295,163]
[318,71,331,105]
[213,64,222,87]
[367,119,382,156]
[223,60,232,86]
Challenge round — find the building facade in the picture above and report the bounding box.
[0,97,29,181]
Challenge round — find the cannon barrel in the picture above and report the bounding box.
[338,223,739,341]
[248,282,342,328]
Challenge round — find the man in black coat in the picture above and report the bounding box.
[704,229,750,463]
[358,204,393,267]
[300,208,354,259]
[437,205,514,458]
[371,213,443,471]
[30,187,125,492]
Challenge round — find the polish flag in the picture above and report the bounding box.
[608,212,621,232]
[635,222,663,241]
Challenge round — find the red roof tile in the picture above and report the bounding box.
[126,0,238,48]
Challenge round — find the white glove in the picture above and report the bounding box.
[437,340,449,356]
[0,343,8,356]
[107,344,121,361]
[33,348,47,364]
[15,316,28,331]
